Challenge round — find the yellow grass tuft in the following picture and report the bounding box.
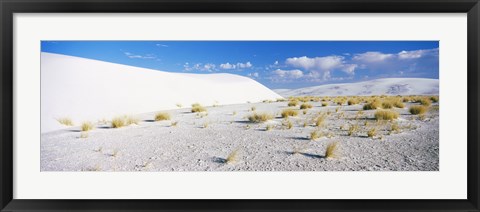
[315,113,327,127]
[300,103,313,109]
[154,112,170,121]
[325,142,339,159]
[363,101,381,110]
[226,149,239,164]
[171,121,178,127]
[418,98,432,106]
[281,109,298,118]
[81,121,94,132]
[111,117,126,128]
[288,100,298,107]
[348,124,359,136]
[367,128,376,137]
[430,96,439,103]
[126,116,139,125]
[374,110,399,121]
[409,105,428,115]
[322,102,328,107]
[191,103,207,113]
[248,112,274,123]
[265,124,274,131]
[284,120,293,129]
[57,117,74,126]
[310,130,323,140]
[348,99,358,105]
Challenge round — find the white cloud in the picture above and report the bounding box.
[398,48,438,60]
[248,72,260,78]
[219,62,253,70]
[352,52,394,62]
[183,62,216,72]
[273,69,304,79]
[123,51,156,59]
[156,44,168,47]
[284,56,357,80]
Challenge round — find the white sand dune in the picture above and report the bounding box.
[274,78,439,97]
[41,53,282,133]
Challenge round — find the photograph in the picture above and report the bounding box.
[40,41,439,172]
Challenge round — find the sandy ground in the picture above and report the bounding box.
[41,101,439,171]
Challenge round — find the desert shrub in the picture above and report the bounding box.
[288,100,298,107]
[300,103,313,109]
[226,149,239,164]
[310,130,323,140]
[418,98,432,106]
[374,110,399,121]
[348,124,359,136]
[409,105,428,115]
[191,103,207,113]
[363,101,381,110]
[111,117,126,128]
[265,124,273,131]
[381,101,393,109]
[57,117,74,126]
[248,112,274,123]
[367,128,376,137]
[391,122,400,132]
[325,142,339,158]
[348,99,358,105]
[430,96,439,103]
[322,102,328,107]
[126,116,139,125]
[315,113,327,127]
[393,100,405,108]
[283,120,293,129]
[155,112,170,121]
[281,109,298,118]
[81,121,94,132]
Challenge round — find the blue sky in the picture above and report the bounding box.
[42,41,439,89]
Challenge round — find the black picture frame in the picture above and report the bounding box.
[1,0,479,211]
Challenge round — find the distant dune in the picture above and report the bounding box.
[274,78,439,97]
[41,53,281,133]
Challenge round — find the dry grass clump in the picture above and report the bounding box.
[393,100,405,108]
[310,130,323,140]
[225,149,239,164]
[191,103,207,113]
[57,117,74,126]
[363,101,381,110]
[348,99,358,105]
[155,112,171,121]
[288,100,298,107]
[347,124,359,136]
[325,142,339,159]
[276,98,287,102]
[390,122,400,132]
[322,102,328,107]
[265,124,274,131]
[248,112,274,123]
[300,103,313,109]
[251,106,256,111]
[374,110,399,121]
[315,113,327,127]
[111,117,126,128]
[381,101,393,109]
[171,121,178,127]
[81,121,94,132]
[303,110,308,115]
[176,103,183,108]
[418,98,432,106]
[430,96,439,103]
[283,120,294,129]
[281,109,298,118]
[367,128,376,137]
[409,105,428,115]
[126,116,139,125]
